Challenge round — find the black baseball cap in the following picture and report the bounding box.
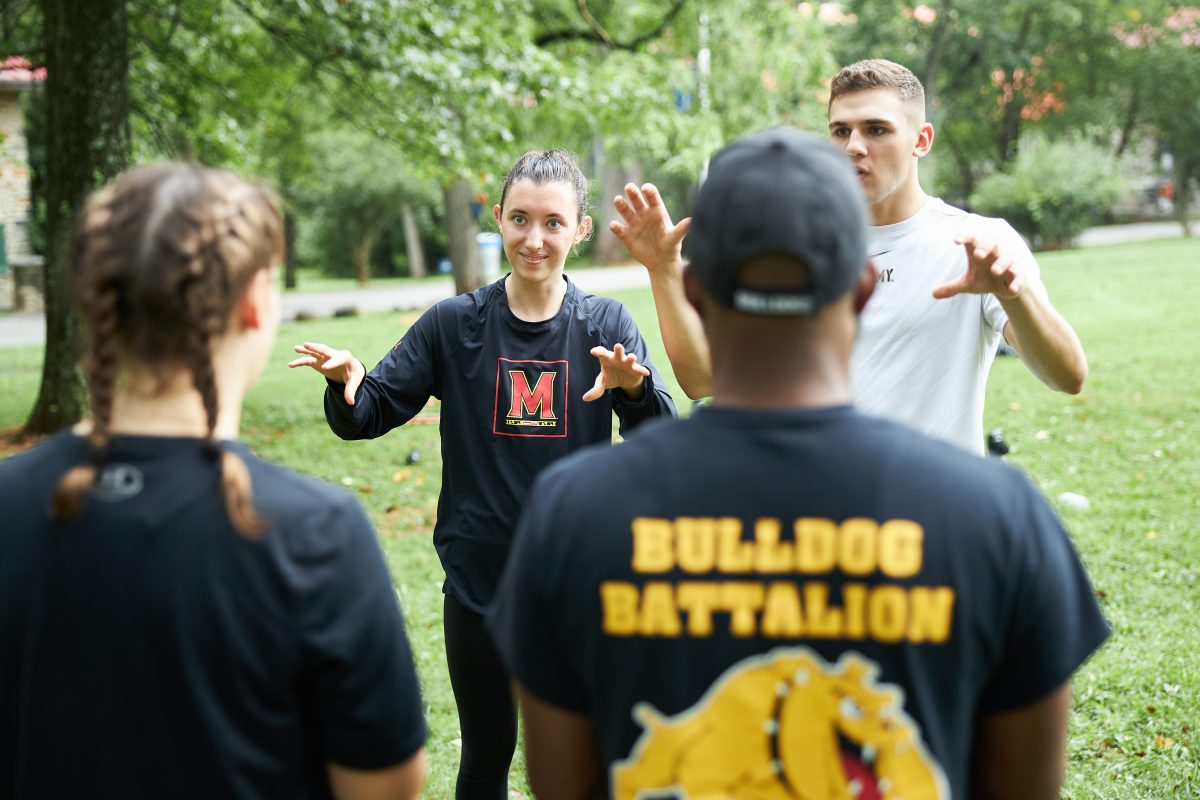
[685,127,868,315]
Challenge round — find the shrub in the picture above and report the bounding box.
[970,137,1130,250]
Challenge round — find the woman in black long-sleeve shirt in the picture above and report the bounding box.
[290,149,676,799]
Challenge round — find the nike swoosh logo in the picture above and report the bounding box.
[870,250,892,258]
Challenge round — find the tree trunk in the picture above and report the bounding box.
[591,134,644,265]
[25,0,130,435]
[920,0,954,125]
[1174,158,1194,237]
[401,202,426,278]
[351,237,374,286]
[1114,85,1139,158]
[445,179,482,295]
[283,210,297,289]
[995,6,1036,165]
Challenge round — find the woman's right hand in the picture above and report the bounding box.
[288,342,365,405]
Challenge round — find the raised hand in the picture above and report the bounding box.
[582,343,649,402]
[288,341,365,405]
[932,233,1024,301]
[610,183,692,276]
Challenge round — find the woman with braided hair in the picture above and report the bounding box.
[0,163,426,800]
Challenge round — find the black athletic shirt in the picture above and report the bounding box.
[323,276,676,613]
[491,405,1109,798]
[0,433,425,800]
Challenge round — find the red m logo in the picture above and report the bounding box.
[508,371,557,419]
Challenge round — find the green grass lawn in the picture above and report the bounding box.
[2,238,1198,798]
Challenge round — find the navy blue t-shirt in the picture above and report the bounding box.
[324,276,676,612]
[490,405,1109,798]
[0,433,425,800]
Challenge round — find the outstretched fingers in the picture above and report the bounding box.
[582,343,649,402]
[624,183,649,213]
[934,232,1028,301]
[610,343,649,376]
[286,341,361,405]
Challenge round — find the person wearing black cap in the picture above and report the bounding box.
[612,60,1088,455]
[488,128,1108,799]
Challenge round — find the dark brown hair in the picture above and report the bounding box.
[499,149,592,227]
[52,163,284,537]
[829,59,926,121]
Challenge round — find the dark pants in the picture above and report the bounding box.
[443,593,518,800]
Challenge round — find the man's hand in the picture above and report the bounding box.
[582,343,649,402]
[932,233,1025,301]
[610,183,691,276]
[288,341,365,405]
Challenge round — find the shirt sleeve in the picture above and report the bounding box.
[977,477,1110,713]
[324,305,442,440]
[298,496,427,768]
[980,217,1038,336]
[487,467,589,713]
[605,303,677,435]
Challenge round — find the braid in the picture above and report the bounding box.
[50,163,283,539]
[51,190,127,519]
[182,177,267,538]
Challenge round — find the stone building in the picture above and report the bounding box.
[0,56,43,311]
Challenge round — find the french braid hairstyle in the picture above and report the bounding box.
[51,163,284,537]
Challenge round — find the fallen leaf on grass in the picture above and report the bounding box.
[392,469,410,483]
[1154,734,1174,748]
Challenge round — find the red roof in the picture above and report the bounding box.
[0,56,45,87]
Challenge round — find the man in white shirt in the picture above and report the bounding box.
[613,58,1087,453]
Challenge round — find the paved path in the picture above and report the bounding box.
[2,220,1194,348]
[1075,220,1193,247]
[279,265,648,322]
[0,312,40,347]
[0,265,650,348]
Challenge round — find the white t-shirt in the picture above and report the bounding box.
[851,197,1035,453]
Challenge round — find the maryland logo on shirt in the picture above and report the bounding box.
[612,647,947,800]
[493,358,569,438]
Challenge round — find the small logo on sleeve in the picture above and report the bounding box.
[493,358,568,437]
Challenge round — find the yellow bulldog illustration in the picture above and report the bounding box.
[611,648,947,800]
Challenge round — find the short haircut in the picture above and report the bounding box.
[829,59,926,122]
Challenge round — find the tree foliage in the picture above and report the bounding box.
[293,129,438,284]
[17,0,1194,429]
[970,136,1131,249]
[1115,2,1200,232]
[832,0,1163,205]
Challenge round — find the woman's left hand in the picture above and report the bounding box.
[582,343,648,402]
